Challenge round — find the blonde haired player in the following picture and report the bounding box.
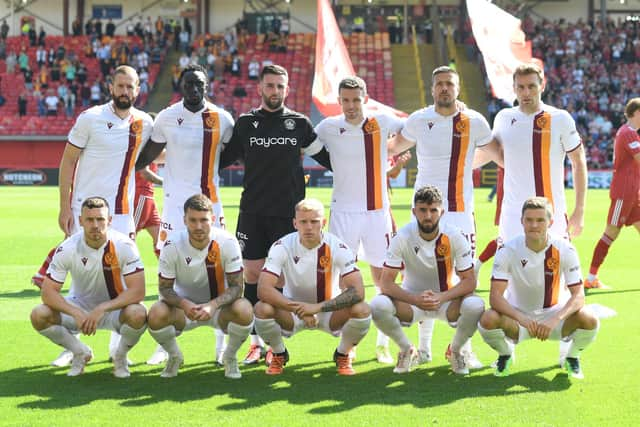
[254,198,371,376]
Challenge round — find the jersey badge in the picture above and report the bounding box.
[81,257,88,266]
[427,122,434,130]
[339,128,346,134]
[56,246,63,254]
[546,257,559,270]
[436,244,449,257]
[107,122,114,129]
[535,116,548,129]
[414,246,419,254]
[284,119,296,130]
[339,243,347,249]
[510,118,517,126]
[185,256,192,265]
[319,255,330,268]
[252,121,259,129]
[177,118,184,125]
[205,116,216,128]
[520,259,528,268]
[293,256,300,264]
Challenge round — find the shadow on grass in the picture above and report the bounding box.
[0,289,41,298]
[3,357,570,412]
[585,288,640,296]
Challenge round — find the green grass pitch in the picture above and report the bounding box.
[0,186,638,426]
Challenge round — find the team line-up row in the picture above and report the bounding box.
[30,60,639,379]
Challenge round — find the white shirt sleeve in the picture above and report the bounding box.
[333,239,358,276]
[120,239,144,275]
[67,111,92,149]
[220,110,235,144]
[558,110,582,152]
[158,241,177,280]
[473,113,493,147]
[452,230,474,272]
[561,242,583,286]
[221,236,244,273]
[384,233,405,270]
[47,245,70,284]
[399,112,419,143]
[262,241,288,276]
[150,110,168,143]
[491,245,512,282]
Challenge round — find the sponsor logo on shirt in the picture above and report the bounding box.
[629,141,640,149]
[249,137,298,147]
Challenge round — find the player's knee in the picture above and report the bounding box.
[479,309,501,330]
[350,301,371,319]
[148,301,171,329]
[370,294,394,319]
[254,301,275,319]
[461,295,485,317]
[123,303,147,328]
[576,308,599,330]
[30,304,52,330]
[231,298,254,325]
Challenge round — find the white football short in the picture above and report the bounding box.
[329,209,392,268]
[281,312,341,338]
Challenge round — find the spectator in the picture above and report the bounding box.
[80,81,91,106]
[77,63,87,84]
[90,80,101,105]
[248,59,259,80]
[1,19,9,39]
[106,19,116,37]
[18,49,29,72]
[72,17,82,36]
[38,26,46,46]
[94,18,103,38]
[44,89,59,115]
[126,21,135,36]
[18,92,28,116]
[34,86,46,116]
[5,51,16,73]
[28,25,37,46]
[0,38,5,59]
[50,60,61,81]
[231,55,241,77]
[64,90,76,117]
[24,66,34,90]
[36,46,46,67]
[65,61,77,81]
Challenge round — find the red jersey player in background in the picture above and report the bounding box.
[586,98,640,289]
[134,162,163,257]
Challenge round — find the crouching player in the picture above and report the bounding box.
[478,197,599,379]
[254,198,371,376]
[370,185,484,375]
[30,197,147,378]
[147,194,253,379]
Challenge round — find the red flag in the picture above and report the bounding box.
[466,0,544,104]
[312,0,406,118]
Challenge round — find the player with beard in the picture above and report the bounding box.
[220,64,332,365]
[136,64,235,366]
[31,65,153,367]
[370,185,484,375]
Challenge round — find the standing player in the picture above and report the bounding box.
[254,199,371,375]
[370,186,484,375]
[586,98,640,289]
[389,66,493,367]
[314,76,404,364]
[220,64,332,364]
[491,63,587,244]
[136,64,235,366]
[32,65,153,367]
[147,194,254,379]
[30,197,148,378]
[478,197,599,378]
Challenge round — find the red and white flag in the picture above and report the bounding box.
[312,0,406,118]
[466,0,544,104]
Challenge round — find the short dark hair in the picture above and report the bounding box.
[183,194,213,214]
[624,97,640,120]
[432,65,458,80]
[521,196,552,219]
[82,196,110,212]
[178,64,208,86]
[338,76,367,96]
[414,185,443,205]
[260,64,288,81]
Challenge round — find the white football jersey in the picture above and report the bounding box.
[151,100,234,206]
[315,113,404,212]
[47,229,144,310]
[491,234,583,313]
[158,228,243,304]
[402,107,491,213]
[68,101,153,215]
[492,103,581,240]
[384,221,473,294]
[262,232,358,303]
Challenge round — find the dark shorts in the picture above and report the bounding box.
[236,212,295,260]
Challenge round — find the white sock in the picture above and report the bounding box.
[337,315,371,355]
[109,332,121,355]
[39,325,88,355]
[418,318,435,354]
[370,295,412,352]
[149,325,181,356]
[215,328,226,354]
[224,321,253,360]
[250,334,265,347]
[450,296,484,352]
[567,326,599,358]
[254,318,285,353]
[376,330,390,347]
[478,324,513,356]
[116,324,146,355]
